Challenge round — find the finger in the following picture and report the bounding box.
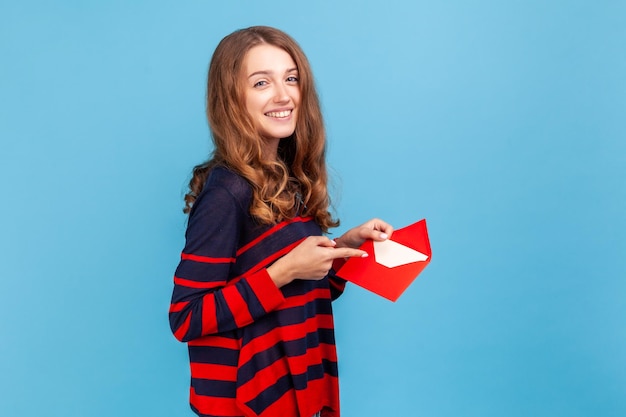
[306,235,336,248]
[316,236,337,248]
[366,219,394,240]
[330,247,368,259]
[359,227,390,242]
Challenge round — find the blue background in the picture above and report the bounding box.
[1,1,624,416]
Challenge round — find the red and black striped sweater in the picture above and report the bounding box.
[169,166,346,417]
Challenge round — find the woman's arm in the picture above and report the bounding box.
[169,186,372,342]
[169,186,286,342]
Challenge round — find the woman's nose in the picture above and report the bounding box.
[272,83,290,102]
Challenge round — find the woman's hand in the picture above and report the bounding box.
[267,236,368,288]
[334,218,394,249]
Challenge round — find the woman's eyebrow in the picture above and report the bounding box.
[248,70,271,79]
[248,67,298,79]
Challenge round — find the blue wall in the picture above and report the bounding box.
[1,1,624,416]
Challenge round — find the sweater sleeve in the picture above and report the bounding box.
[327,258,347,301]
[169,185,285,342]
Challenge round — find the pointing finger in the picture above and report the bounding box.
[330,247,368,260]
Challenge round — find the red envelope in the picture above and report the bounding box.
[337,219,431,302]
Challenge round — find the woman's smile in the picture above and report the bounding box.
[265,109,293,118]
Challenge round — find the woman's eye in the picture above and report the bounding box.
[287,76,299,83]
[254,80,268,87]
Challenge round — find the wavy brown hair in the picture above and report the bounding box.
[184,26,338,232]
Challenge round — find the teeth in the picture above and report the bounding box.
[266,110,291,118]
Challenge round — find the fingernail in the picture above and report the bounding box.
[380,233,388,240]
[361,253,369,258]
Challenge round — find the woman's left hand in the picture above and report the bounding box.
[334,218,394,249]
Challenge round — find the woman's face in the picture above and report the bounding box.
[243,44,300,145]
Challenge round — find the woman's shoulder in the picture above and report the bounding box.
[206,165,250,191]
[200,165,253,205]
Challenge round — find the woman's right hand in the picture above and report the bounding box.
[266,236,367,288]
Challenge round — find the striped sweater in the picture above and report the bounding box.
[169,166,346,417]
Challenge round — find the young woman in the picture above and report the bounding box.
[169,26,393,417]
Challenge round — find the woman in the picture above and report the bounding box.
[169,26,392,417]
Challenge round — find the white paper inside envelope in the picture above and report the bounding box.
[373,239,429,268]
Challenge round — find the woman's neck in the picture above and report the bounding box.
[263,137,280,161]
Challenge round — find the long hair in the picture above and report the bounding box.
[184,26,338,232]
